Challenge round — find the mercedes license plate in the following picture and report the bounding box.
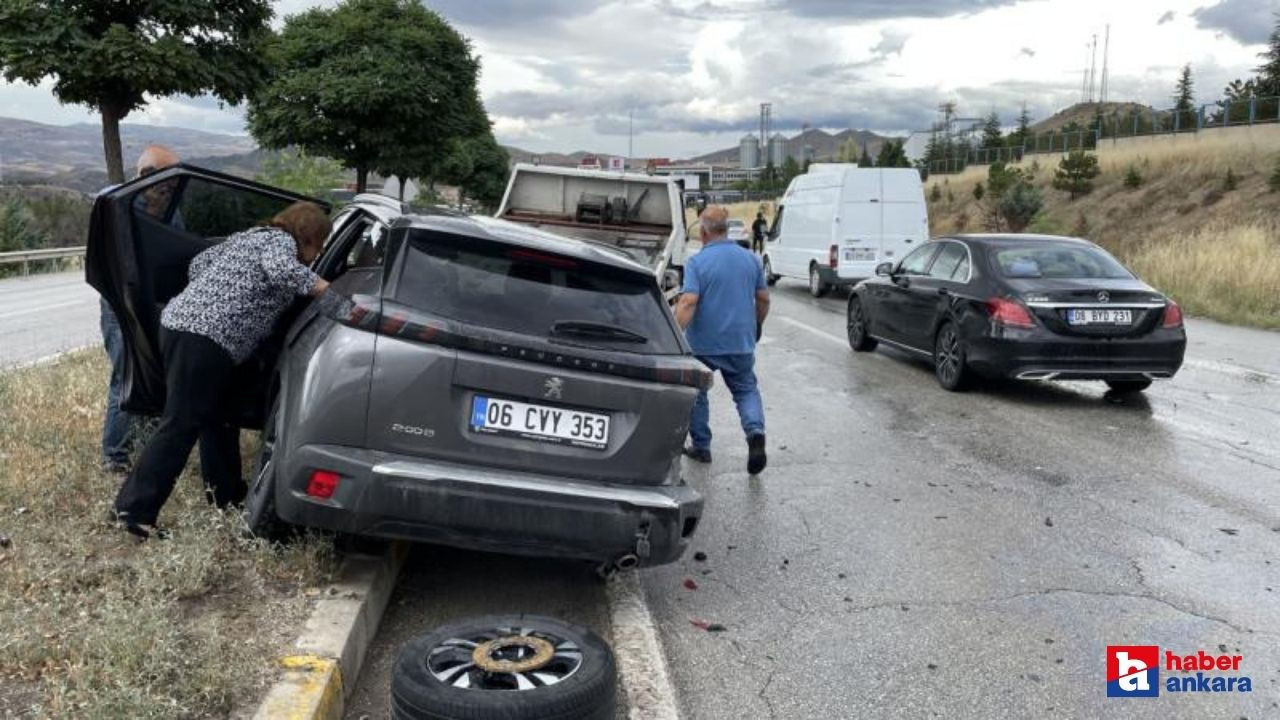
[470,395,610,450]
[1066,308,1132,325]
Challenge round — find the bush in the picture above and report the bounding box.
[996,182,1043,232]
[1052,150,1101,200]
[973,182,985,201]
[930,184,942,202]
[1223,167,1238,192]
[1123,165,1143,189]
[1270,158,1280,192]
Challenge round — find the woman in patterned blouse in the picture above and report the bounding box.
[114,202,333,539]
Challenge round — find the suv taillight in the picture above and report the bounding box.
[1162,300,1184,328]
[829,245,839,269]
[986,297,1036,328]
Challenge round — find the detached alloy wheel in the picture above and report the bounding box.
[846,296,877,352]
[808,264,829,298]
[391,615,616,720]
[934,322,971,391]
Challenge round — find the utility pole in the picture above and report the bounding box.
[1100,25,1111,104]
[628,109,634,167]
[1088,33,1098,103]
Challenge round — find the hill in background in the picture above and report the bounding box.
[1028,101,1167,134]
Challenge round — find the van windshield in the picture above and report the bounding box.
[395,230,685,355]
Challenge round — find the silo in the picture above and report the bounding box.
[738,134,760,169]
[768,133,787,166]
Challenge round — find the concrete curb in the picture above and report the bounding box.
[254,541,407,720]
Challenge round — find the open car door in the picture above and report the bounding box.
[86,164,330,426]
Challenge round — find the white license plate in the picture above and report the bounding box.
[1066,308,1132,325]
[470,396,610,450]
[844,248,876,262]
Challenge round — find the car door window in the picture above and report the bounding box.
[896,244,938,276]
[346,221,389,268]
[928,242,968,281]
[950,253,970,282]
[174,177,300,239]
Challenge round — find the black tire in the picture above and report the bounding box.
[1105,379,1152,394]
[391,615,616,720]
[763,256,779,286]
[846,295,878,352]
[242,400,289,540]
[808,263,829,298]
[933,322,971,392]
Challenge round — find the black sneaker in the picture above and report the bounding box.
[747,434,767,475]
[682,446,712,463]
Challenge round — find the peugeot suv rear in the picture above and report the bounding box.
[254,214,707,568]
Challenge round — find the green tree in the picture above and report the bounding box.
[249,0,487,192]
[837,137,860,163]
[1123,165,1144,189]
[1255,15,1280,96]
[996,182,1043,232]
[780,155,802,185]
[256,148,346,198]
[441,132,511,210]
[1052,150,1101,200]
[1173,63,1195,130]
[0,1,271,184]
[980,112,1003,149]
[858,143,874,167]
[1008,104,1032,148]
[973,182,985,201]
[0,198,48,277]
[875,139,909,168]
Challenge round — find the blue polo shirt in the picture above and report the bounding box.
[682,239,766,355]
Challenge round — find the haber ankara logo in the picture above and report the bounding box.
[1107,645,1159,697]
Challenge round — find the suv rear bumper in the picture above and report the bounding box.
[275,444,702,567]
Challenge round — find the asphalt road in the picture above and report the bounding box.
[0,270,100,367]
[642,283,1280,719]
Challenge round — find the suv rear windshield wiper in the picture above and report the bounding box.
[550,320,649,344]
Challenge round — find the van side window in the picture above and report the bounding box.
[769,207,784,240]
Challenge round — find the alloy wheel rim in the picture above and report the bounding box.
[848,302,864,342]
[426,625,583,691]
[937,328,959,383]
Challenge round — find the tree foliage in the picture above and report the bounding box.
[1256,16,1280,96]
[875,140,910,168]
[1008,104,1032,148]
[439,133,511,210]
[1123,165,1144,189]
[981,112,1003,149]
[982,162,1041,232]
[0,0,271,184]
[248,0,487,192]
[256,148,346,198]
[858,144,874,167]
[1052,151,1101,200]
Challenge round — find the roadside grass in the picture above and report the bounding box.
[0,350,336,718]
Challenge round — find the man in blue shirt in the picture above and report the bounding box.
[674,206,770,474]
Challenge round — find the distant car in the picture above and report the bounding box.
[844,234,1186,392]
[726,219,750,248]
[87,165,708,572]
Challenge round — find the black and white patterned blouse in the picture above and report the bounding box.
[161,227,320,363]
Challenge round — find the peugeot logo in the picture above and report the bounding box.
[1097,290,1111,303]
[544,377,564,400]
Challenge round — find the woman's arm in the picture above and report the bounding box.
[261,230,324,296]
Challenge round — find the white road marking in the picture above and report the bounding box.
[0,299,93,320]
[777,316,847,347]
[606,572,681,720]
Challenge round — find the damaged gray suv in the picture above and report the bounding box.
[88,165,706,570]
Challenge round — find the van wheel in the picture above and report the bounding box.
[846,296,877,352]
[934,322,971,392]
[243,401,289,540]
[808,263,829,298]
[763,257,779,286]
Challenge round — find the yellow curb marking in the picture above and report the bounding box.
[264,654,343,720]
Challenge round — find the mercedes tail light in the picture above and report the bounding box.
[1162,300,1184,328]
[986,297,1036,329]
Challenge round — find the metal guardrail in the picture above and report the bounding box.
[0,246,87,275]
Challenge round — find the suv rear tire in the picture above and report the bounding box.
[243,401,289,540]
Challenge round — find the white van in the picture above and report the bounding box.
[762,166,929,297]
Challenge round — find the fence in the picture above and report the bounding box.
[0,246,86,276]
[927,95,1280,175]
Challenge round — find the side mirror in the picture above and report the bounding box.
[875,262,894,277]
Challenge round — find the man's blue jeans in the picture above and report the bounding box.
[688,353,765,450]
[100,299,133,465]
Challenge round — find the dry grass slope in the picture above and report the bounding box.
[0,351,336,718]
[925,136,1280,329]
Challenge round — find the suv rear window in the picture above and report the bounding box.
[992,244,1133,279]
[395,230,684,355]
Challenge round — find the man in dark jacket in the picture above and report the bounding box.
[750,211,768,254]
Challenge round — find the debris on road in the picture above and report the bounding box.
[683,578,699,590]
[1044,516,1054,527]
[1219,528,1239,536]
[693,551,707,562]
[0,535,10,548]
[690,619,727,632]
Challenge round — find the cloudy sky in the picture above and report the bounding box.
[0,0,1275,158]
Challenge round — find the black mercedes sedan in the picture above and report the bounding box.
[845,234,1186,392]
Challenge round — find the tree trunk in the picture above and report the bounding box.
[100,103,126,185]
[397,175,406,202]
[356,166,368,193]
